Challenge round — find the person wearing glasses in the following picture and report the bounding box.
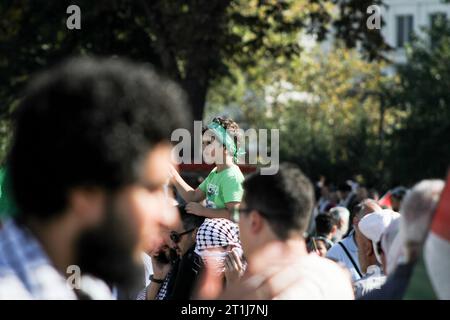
[143,207,205,300]
[197,163,354,300]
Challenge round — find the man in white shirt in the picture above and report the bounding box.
[354,209,400,298]
[142,253,153,287]
[207,164,354,300]
[329,206,350,242]
[327,199,382,282]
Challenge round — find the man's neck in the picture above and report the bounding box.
[26,216,76,275]
[283,237,308,255]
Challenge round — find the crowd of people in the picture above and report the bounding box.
[0,57,449,300]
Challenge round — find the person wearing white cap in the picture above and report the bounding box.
[353,209,400,298]
[361,179,444,300]
[326,199,382,282]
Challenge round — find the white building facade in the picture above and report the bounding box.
[381,0,450,64]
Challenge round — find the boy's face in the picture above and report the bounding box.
[202,131,226,164]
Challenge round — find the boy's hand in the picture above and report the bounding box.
[186,202,206,216]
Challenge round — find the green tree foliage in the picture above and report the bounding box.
[206,43,399,188]
[387,16,450,185]
[0,0,388,126]
[206,13,450,189]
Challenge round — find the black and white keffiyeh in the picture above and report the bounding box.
[195,218,241,252]
[136,272,171,300]
[155,271,171,300]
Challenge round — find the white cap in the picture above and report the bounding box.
[359,209,400,264]
[358,209,401,243]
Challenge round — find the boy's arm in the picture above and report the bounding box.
[186,202,240,220]
[170,165,205,203]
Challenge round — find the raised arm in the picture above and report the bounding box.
[169,165,205,203]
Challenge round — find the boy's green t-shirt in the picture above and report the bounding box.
[198,165,244,209]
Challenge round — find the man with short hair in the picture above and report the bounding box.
[144,207,205,300]
[219,163,354,299]
[327,199,382,282]
[329,206,350,242]
[314,212,338,247]
[0,57,189,299]
[167,209,205,300]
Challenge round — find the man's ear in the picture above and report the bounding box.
[249,210,264,234]
[331,225,338,235]
[67,187,106,227]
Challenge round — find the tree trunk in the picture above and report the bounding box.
[183,72,209,121]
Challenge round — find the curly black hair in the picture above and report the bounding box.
[213,116,241,147]
[8,56,190,220]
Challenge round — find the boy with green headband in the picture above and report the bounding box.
[170,117,245,220]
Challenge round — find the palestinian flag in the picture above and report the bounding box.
[423,170,450,299]
[378,191,392,209]
[403,171,450,299]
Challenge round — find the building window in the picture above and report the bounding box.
[430,12,447,48]
[430,12,447,28]
[396,15,414,48]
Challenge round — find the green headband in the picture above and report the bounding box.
[206,120,245,163]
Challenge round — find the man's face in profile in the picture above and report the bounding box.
[75,143,179,288]
[150,227,179,264]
